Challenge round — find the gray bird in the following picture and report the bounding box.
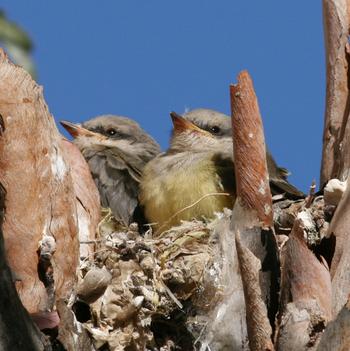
[61,115,161,226]
[183,108,304,199]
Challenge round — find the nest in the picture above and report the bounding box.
[74,209,225,350]
[68,193,332,351]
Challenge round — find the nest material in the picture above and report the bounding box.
[73,194,331,351]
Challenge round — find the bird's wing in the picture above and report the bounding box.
[85,148,142,226]
[269,177,305,199]
[213,152,304,200]
[266,151,305,199]
[212,153,236,196]
[105,148,144,182]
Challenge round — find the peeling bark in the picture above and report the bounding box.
[235,230,274,351]
[321,0,350,185]
[0,48,79,313]
[0,184,49,350]
[276,220,332,350]
[327,177,350,315]
[56,299,94,351]
[230,71,278,351]
[230,71,273,228]
[60,139,100,261]
[317,298,350,350]
[198,213,249,351]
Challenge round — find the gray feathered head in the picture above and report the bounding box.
[61,114,160,162]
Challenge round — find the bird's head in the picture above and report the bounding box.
[169,109,233,157]
[60,115,160,161]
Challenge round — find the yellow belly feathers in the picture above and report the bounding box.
[140,157,234,234]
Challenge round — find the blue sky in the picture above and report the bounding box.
[1,1,324,192]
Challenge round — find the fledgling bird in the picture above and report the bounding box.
[139,109,303,234]
[184,108,303,198]
[61,115,161,226]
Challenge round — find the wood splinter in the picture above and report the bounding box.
[230,70,278,351]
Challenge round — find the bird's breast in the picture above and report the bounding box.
[140,156,234,233]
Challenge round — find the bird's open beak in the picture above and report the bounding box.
[170,112,212,137]
[60,120,102,139]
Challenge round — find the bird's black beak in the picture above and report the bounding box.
[60,120,99,139]
[170,111,212,137]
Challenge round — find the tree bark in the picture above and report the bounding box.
[0,48,79,313]
[230,71,278,351]
[317,298,350,350]
[60,139,100,261]
[276,219,332,350]
[321,0,350,319]
[0,184,49,350]
[327,177,350,315]
[320,0,350,185]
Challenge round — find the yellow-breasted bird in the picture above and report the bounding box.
[61,115,160,226]
[139,108,303,233]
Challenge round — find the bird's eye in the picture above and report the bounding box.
[210,126,221,134]
[106,128,117,136]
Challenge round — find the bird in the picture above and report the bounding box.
[60,115,161,227]
[139,108,303,234]
[183,108,303,198]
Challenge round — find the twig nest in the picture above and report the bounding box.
[297,210,317,242]
[324,178,347,206]
[294,197,330,244]
[77,266,112,304]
